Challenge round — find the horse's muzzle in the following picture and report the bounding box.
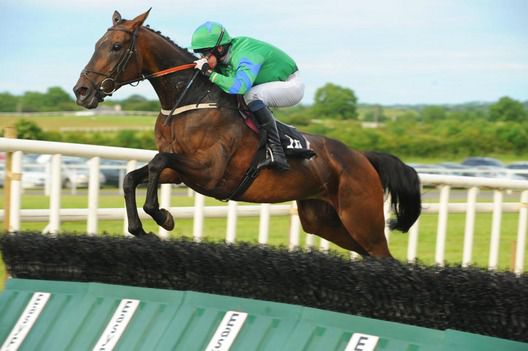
[73,79,104,109]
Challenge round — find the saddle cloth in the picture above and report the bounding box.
[276,121,315,158]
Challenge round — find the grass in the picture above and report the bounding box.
[0,114,155,132]
[1,187,527,291]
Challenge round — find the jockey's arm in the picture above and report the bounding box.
[209,56,263,94]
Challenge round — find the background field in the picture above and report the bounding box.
[0,114,155,132]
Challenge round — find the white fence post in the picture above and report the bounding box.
[47,154,62,235]
[258,204,270,244]
[435,185,450,266]
[226,201,238,243]
[320,238,330,252]
[87,156,100,235]
[514,190,528,275]
[488,190,503,270]
[407,220,419,264]
[9,151,23,233]
[193,193,205,242]
[288,202,300,250]
[305,234,315,250]
[158,184,172,240]
[462,186,479,267]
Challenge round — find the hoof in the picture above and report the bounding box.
[160,208,175,231]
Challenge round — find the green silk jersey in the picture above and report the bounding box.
[209,36,298,95]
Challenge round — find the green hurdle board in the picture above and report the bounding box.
[0,279,526,351]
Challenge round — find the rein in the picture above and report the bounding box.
[119,63,196,87]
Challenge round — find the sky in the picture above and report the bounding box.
[1,0,527,105]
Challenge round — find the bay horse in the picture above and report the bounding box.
[73,10,421,257]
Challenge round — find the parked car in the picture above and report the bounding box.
[21,165,48,189]
[407,163,441,175]
[100,159,127,187]
[506,162,528,180]
[461,157,505,178]
[35,155,106,188]
[435,162,470,176]
[461,157,504,168]
[62,156,106,188]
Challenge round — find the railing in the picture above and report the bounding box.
[411,174,528,274]
[1,137,527,274]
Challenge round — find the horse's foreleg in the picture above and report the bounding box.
[123,165,149,237]
[143,153,179,231]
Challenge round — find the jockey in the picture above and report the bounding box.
[191,21,304,171]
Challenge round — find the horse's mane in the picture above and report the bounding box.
[143,25,198,61]
[140,24,237,107]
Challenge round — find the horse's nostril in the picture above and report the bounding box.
[78,87,88,97]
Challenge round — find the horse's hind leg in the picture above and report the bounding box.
[142,153,179,231]
[336,178,392,257]
[297,199,368,255]
[123,165,149,237]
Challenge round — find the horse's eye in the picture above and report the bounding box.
[112,43,122,51]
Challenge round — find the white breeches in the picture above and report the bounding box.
[243,71,304,108]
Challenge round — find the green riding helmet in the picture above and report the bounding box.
[191,21,232,51]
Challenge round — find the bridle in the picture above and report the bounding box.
[81,26,195,97]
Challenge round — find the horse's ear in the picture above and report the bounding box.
[112,11,122,26]
[130,8,151,29]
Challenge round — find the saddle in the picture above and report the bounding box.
[237,97,316,160]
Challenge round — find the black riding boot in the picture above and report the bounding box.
[248,100,290,171]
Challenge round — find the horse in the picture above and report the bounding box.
[73,10,421,257]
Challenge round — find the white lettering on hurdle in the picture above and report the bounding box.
[1,292,51,351]
[205,311,248,351]
[345,333,379,351]
[92,299,140,351]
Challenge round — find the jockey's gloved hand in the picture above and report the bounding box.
[193,58,211,76]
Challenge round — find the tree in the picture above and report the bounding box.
[420,106,447,122]
[19,91,48,112]
[0,92,19,112]
[312,83,358,119]
[119,94,159,111]
[18,87,76,112]
[46,86,75,110]
[15,119,45,140]
[489,96,527,122]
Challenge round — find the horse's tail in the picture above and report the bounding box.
[364,151,421,232]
